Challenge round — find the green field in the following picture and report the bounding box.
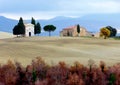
[0,37,120,66]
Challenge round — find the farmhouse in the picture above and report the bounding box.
[60,25,92,37]
[24,23,34,37]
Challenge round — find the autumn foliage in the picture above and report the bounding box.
[100,26,117,39]
[0,57,120,85]
[100,27,110,39]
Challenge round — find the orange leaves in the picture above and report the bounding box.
[67,73,84,85]
[0,57,120,84]
[100,27,110,39]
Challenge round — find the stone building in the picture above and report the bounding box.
[24,23,34,37]
[60,25,92,37]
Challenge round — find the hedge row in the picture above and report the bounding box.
[0,57,120,85]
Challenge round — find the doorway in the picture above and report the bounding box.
[29,32,31,37]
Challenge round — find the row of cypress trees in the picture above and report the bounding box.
[31,17,41,35]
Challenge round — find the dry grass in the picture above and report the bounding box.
[0,36,120,66]
[0,31,15,39]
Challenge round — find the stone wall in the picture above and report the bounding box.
[60,25,92,37]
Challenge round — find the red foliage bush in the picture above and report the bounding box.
[0,57,119,85]
[46,61,69,85]
[0,60,17,85]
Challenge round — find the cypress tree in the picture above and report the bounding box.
[13,17,25,36]
[13,25,19,36]
[35,22,41,35]
[77,24,80,36]
[31,17,36,34]
[31,17,36,25]
[18,17,25,35]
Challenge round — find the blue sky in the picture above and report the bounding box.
[0,0,120,20]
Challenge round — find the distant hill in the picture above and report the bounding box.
[0,14,120,36]
[0,16,17,32]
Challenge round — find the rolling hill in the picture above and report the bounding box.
[0,16,17,32]
[0,31,15,39]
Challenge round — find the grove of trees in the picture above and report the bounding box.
[100,26,117,39]
[43,25,56,36]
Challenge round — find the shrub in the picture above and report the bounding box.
[46,61,69,85]
[0,57,119,85]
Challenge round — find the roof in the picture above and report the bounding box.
[63,25,87,31]
[63,25,77,30]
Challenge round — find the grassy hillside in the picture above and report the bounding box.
[0,31,15,39]
[0,37,120,66]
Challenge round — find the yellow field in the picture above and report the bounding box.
[0,37,120,66]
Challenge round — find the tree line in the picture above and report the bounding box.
[13,17,117,38]
[13,17,56,37]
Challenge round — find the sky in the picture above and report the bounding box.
[0,0,120,20]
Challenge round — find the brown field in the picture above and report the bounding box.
[0,31,15,39]
[0,36,120,66]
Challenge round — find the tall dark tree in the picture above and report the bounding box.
[31,17,40,34]
[13,25,19,36]
[35,22,41,35]
[13,17,25,36]
[31,17,36,25]
[112,28,117,36]
[43,25,56,36]
[106,26,117,37]
[106,26,113,37]
[18,17,25,35]
[77,24,80,36]
[31,17,36,34]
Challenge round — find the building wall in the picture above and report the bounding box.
[72,27,78,37]
[60,25,92,37]
[24,24,34,37]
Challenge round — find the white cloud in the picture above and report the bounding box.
[88,1,120,13]
[0,12,55,20]
[0,0,120,19]
[0,10,83,20]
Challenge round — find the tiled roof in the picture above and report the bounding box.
[63,25,77,30]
